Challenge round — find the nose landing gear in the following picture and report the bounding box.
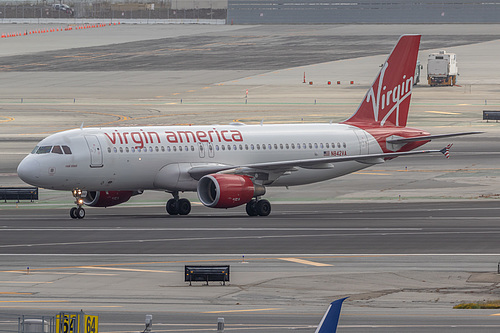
[70,189,86,219]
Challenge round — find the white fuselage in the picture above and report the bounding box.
[18,123,381,192]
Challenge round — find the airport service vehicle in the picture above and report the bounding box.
[17,35,477,219]
[427,50,458,86]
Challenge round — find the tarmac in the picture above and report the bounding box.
[1,23,500,332]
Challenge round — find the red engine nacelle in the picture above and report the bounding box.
[83,191,134,207]
[197,174,266,208]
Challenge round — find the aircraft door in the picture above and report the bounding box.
[198,142,205,158]
[353,129,369,155]
[85,135,103,168]
[208,142,215,158]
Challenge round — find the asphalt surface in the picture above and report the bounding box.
[1,201,500,255]
[2,23,500,332]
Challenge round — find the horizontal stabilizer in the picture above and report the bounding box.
[386,131,482,144]
[315,297,348,333]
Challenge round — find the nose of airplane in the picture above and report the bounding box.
[17,157,41,185]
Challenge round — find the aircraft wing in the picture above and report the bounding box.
[386,131,482,144]
[188,147,448,180]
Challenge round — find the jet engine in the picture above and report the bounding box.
[197,174,265,208]
[83,190,136,207]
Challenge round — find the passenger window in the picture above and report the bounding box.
[337,142,341,148]
[280,144,283,149]
[234,145,237,151]
[239,144,243,150]
[126,147,129,153]
[216,145,220,151]
[314,143,318,149]
[303,143,306,149]
[62,146,72,154]
[161,146,165,152]
[221,145,225,151]
[245,144,249,150]
[262,144,266,150]
[52,146,64,154]
[185,146,188,152]
[167,146,171,152]
[308,143,312,149]
[326,143,330,148]
[155,146,159,152]
[149,147,153,152]
[120,147,124,153]
[285,144,289,149]
[256,144,260,150]
[251,144,254,150]
[268,144,272,150]
[343,142,347,148]
[113,147,117,153]
[291,143,295,149]
[173,146,177,152]
[320,143,324,149]
[227,145,231,151]
[131,147,135,153]
[274,144,278,149]
[179,146,183,152]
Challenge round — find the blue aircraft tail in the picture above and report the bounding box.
[315,297,348,333]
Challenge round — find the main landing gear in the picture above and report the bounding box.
[166,191,191,216]
[245,198,271,217]
[70,189,86,219]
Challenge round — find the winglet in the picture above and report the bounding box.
[439,144,453,159]
[315,297,348,333]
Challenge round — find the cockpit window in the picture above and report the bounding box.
[31,146,39,154]
[62,145,72,154]
[36,146,52,154]
[51,146,63,154]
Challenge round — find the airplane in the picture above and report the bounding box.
[316,297,348,333]
[17,34,479,219]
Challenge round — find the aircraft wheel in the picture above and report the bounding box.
[166,199,178,215]
[246,199,258,216]
[256,199,271,217]
[70,207,78,219]
[76,207,86,219]
[178,198,191,216]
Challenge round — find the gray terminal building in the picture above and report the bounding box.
[227,0,500,24]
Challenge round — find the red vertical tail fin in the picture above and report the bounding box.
[342,35,421,128]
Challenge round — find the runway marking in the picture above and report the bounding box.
[6,271,117,276]
[0,300,67,303]
[354,172,391,175]
[79,266,176,273]
[0,281,53,284]
[202,308,281,314]
[0,116,14,123]
[0,292,33,295]
[425,111,461,115]
[278,257,332,266]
